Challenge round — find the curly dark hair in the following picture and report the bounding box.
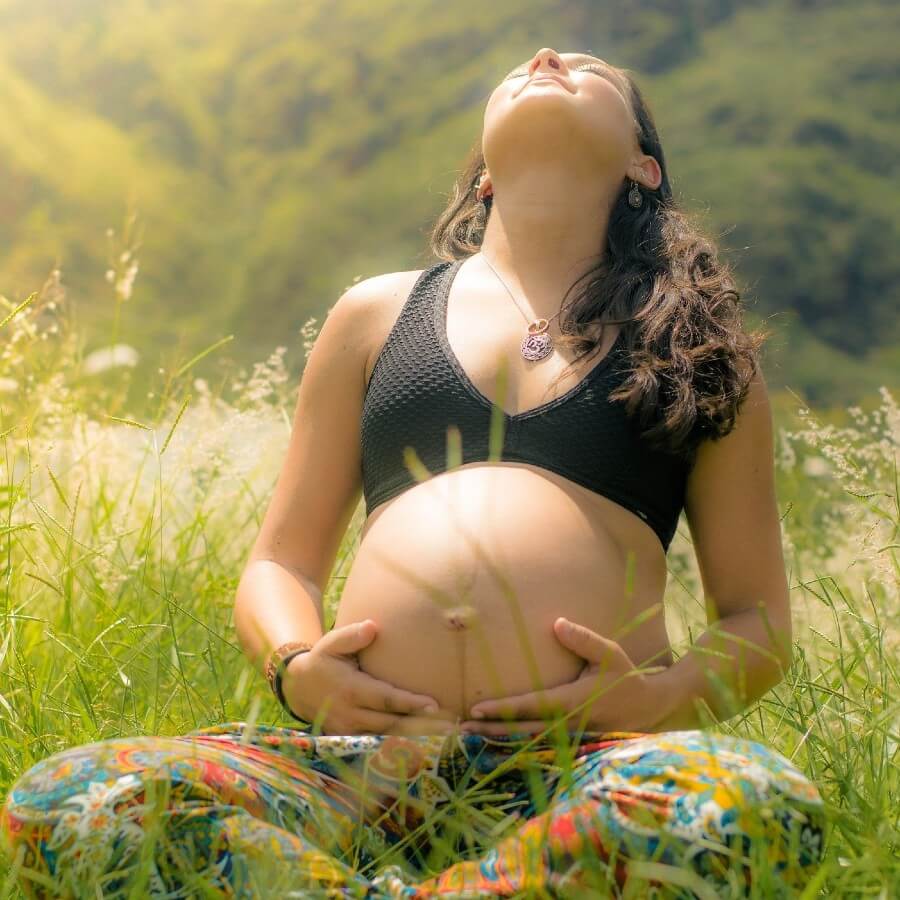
[428,63,769,467]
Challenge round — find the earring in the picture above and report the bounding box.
[471,174,489,234]
[476,172,492,204]
[627,178,643,209]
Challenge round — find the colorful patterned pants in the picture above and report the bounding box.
[1,722,825,898]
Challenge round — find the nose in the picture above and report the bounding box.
[528,48,568,78]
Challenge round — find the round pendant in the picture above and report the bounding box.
[521,321,553,360]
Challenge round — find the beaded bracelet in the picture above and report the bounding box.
[264,641,316,726]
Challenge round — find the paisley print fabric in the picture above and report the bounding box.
[1,722,825,898]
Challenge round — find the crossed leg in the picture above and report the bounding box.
[0,727,404,899]
[379,729,826,899]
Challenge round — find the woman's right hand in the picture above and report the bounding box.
[281,619,458,736]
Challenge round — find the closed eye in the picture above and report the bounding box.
[576,63,610,78]
[504,63,612,82]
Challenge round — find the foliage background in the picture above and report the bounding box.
[1,0,897,414]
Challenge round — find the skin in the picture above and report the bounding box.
[250,48,793,737]
[474,47,661,303]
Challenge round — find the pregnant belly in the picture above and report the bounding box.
[332,463,673,724]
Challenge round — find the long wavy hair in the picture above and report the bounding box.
[428,65,769,467]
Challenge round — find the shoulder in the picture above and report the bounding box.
[345,269,429,383]
[339,268,428,305]
[317,269,424,363]
[345,268,428,308]
[331,268,428,328]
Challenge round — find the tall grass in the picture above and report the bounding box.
[0,235,897,898]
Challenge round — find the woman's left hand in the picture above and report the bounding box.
[460,617,669,734]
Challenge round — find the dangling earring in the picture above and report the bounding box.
[627,178,643,209]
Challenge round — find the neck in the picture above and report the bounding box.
[478,169,617,319]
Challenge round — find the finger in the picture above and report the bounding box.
[387,715,459,737]
[350,709,458,737]
[555,619,633,669]
[470,685,574,721]
[461,719,550,737]
[352,673,439,715]
[349,707,406,734]
[319,619,377,656]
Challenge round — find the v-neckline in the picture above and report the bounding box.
[434,257,626,422]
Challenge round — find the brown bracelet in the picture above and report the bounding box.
[264,641,316,726]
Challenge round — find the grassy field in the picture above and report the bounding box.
[0,257,897,898]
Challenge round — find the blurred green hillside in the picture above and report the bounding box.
[0,0,896,413]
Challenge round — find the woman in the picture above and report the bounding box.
[2,48,825,898]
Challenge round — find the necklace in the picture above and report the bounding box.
[480,252,564,361]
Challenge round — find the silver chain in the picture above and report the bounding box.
[479,252,564,330]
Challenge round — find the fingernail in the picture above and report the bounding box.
[472,710,485,719]
[422,704,438,714]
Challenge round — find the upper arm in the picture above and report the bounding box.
[245,273,390,592]
[683,368,792,660]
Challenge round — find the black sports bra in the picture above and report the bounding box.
[360,259,692,553]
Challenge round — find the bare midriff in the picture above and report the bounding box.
[333,461,675,724]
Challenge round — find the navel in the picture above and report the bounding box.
[444,604,478,631]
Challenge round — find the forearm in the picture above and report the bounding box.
[233,559,326,678]
[648,602,792,731]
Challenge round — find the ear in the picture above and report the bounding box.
[633,157,661,191]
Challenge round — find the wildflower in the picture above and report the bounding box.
[115,260,139,301]
[300,316,320,363]
[802,456,829,477]
[82,344,140,375]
